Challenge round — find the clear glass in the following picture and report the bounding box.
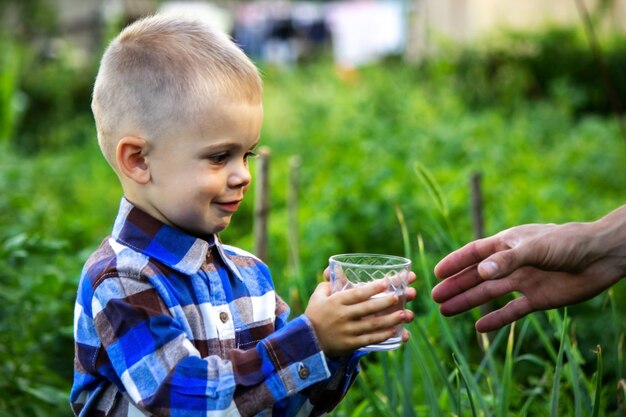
[328,253,411,351]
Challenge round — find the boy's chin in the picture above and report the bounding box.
[180,221,229,238]
[207,219,231,235]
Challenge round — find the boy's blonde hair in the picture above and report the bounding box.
[92,14,262,169]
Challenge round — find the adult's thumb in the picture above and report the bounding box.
[478,247,527,279]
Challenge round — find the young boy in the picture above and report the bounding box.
[71,14,415,417]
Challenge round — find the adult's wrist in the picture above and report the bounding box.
[590,205,626,275]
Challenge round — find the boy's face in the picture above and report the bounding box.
[143,101,263,236]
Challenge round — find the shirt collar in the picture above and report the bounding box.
[111,197,214,275]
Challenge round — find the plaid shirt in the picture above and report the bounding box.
[71,198,362,416]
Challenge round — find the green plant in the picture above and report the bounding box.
[0,232,75,417]
[0,37,22,144]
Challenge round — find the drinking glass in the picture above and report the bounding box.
[328,253,411,351]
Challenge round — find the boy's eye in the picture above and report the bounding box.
[205,150,257,165]
[207,152,229,164]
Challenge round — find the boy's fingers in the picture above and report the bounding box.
[353,328,399,348]
[310,282,331,301]
[339,279,388,305]
[355,292,400,317]
[323,267,331,281]
[351,308,415,347]
[352,310,406,334]
[405,287,417,302]
[401,327,411,342]
[403,308,415,323]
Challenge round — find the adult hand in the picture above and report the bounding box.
[431,206,626,333]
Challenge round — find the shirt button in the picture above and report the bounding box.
[297,364,309,380]
[219,312,229,323]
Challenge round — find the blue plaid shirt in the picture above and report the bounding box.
[71,198,362,416]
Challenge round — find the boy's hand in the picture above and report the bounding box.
[305,272,416,358]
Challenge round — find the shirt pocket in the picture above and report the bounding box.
[235,318,275,350]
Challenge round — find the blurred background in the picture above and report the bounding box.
[1,0,625,416]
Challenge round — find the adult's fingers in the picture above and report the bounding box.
[431,264,483,303]
[475,296,533,333]
[437,275,516,316]
[477,240,540,280]
[434,237,502,279]
[476,224,565,279]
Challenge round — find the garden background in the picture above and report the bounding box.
[1,1,625,416]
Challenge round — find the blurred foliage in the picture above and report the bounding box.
[0,37,21,144]
[0,14,625,416]
[0,0,103,154]
[0,139,118,416]
[443,26,626,117]
[17,51,96,153]
[0,0,58,40]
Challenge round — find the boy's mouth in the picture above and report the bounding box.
[214,200,242,213]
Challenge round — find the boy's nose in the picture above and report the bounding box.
[227,163,251,189]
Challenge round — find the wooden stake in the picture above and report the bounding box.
[254,147,270,262]
[287,155,302,280]
[471,172,495,341]
[471,172,484,240]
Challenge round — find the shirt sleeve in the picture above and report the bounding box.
[91,275,338,417]
[260,296,365,416]
[299,348,366,416]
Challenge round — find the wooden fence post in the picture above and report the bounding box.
[254,147,270,262]
[471,171,496,344]
[287,156,301,280]
[471,172,484,240]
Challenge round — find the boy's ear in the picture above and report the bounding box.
[116,136,151,184]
